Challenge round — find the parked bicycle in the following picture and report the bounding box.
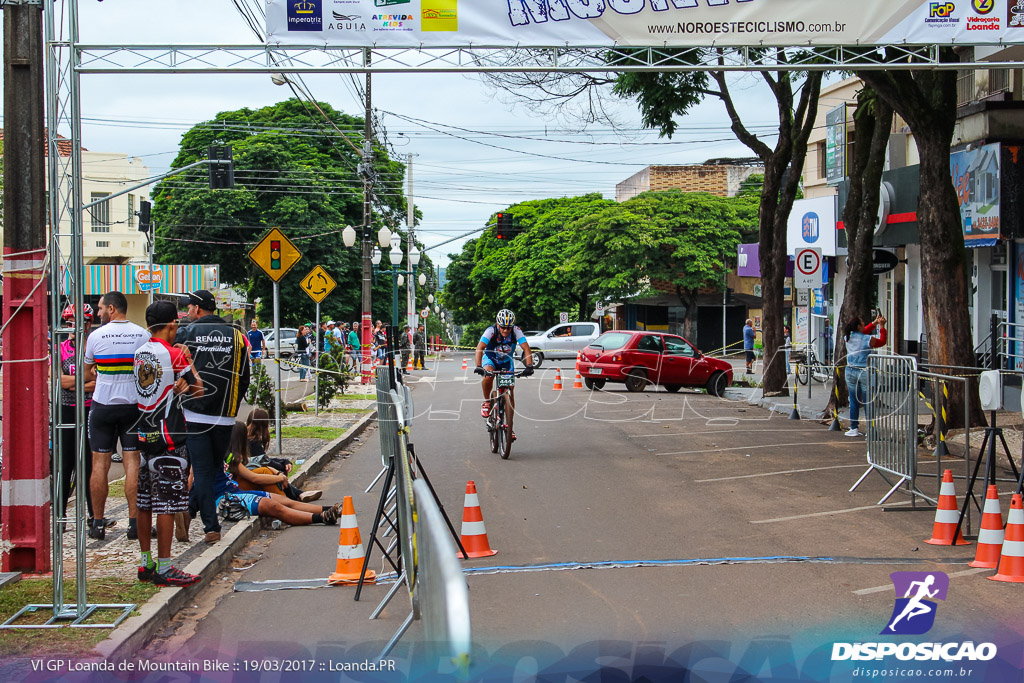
[792,345,828,386]
[480,366,531,459]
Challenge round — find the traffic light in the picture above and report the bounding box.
[726,288,735,303]
[137,200,151,233]
[495,212,514,239]
[208,145,235,189]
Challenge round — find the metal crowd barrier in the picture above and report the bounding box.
[851,354,929,505]
[413,478,471,674]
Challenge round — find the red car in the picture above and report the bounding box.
[579,330,733,396]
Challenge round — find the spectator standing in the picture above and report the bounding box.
[56,305,96,527]
[783,325,792,375]
[347,322,361,370]
[133,300,204,586]
[373,321,387,362]
[742,319,756,375]
[822,319,834,365]
[398,324,412,373]
[414,324,427,370]
[247,320,266,365]
[83,291,149,541]
[295,325,310,382]
[842,314,888,438]
[175,290,251,543]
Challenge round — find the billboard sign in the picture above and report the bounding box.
[825,104,847,185]
[267,1,1024,49]
[788,196,837,256]
[951,142,1001,248]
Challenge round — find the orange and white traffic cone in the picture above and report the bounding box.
[924,470,971,546]
[407,356,414,372]
[576,351,581,370]
[328,496,375,585]
[552,369,563,391]
[970,485,1004,569]
[461,357,468,371]
[990,493,1024,583]
[457,480,497,558]
[573,370,583,389]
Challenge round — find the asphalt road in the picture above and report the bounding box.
[140,354,1024,679]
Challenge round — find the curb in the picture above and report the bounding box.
[94,408,378,661]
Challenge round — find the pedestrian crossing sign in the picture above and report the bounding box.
[249,228,301,282]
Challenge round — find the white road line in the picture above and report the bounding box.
[750,500,914,524]
[852,567,990,595]
[695,464,865,483]
[658,441,837,456]
[633,428,830,438]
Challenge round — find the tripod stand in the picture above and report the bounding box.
[952,410,1021,543]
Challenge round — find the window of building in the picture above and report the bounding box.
[96,241,110,248]
[128,194,135,228]
[816,142,826,180]
[90,192,111,232]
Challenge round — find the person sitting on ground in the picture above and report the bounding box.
[215,422,339,526]
[243,408,322,502]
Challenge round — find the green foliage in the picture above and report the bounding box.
[315,346,355,410]
[151,99,432,326]
[245,361,287,420]
[443,190,758,336]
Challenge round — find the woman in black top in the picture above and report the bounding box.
[296,324,310,381]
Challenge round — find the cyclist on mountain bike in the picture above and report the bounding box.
[474,309,533,419]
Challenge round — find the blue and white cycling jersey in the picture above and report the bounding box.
[479,325,526,368]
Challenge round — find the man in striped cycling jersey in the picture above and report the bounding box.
[84,291,149,540]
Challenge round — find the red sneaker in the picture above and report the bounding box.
[481,401,491,418]
[151,566,201,587]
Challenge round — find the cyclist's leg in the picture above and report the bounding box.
[481,356,498,416]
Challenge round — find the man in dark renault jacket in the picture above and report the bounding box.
[175,290,250,543]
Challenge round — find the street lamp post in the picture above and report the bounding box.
[371,232,421,327]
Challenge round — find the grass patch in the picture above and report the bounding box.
[0,577,158,656]
[107,478,125,500]
[271,426,345,440]
[337,393,375,401]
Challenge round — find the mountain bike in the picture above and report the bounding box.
[482,367,531,460]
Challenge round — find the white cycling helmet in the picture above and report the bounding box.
[496,309,515,327]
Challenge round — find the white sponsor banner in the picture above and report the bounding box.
[267,0,1024,49]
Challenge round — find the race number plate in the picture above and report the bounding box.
[497,374,516,388]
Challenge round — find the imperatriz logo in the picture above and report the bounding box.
[831,571,997,663]
[883,571,947,635]
[288,0,323,31]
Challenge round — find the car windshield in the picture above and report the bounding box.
[591,332,631,350]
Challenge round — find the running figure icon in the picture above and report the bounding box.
[882,571,949,635]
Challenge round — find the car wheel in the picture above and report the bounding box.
[531,352,544,369]
[665,384,681,393]
[624,368,647,393]
[584,378,606,390]
[706,371,727,397]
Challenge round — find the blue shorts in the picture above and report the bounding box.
[216,491,269,515]
[482,355,513,372]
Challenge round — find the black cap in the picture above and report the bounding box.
[146,300,179,327]
[187,290,217,311]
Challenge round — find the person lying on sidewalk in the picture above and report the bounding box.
[214,422,339,527]
[243,408,322,502]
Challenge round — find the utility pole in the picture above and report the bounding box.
[406,153,416,330]
[360,48,373,384]
[2,0,51,573]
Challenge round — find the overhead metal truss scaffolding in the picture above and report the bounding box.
[72,43,1017,74]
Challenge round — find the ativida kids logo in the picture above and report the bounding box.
[288,0,323,31]
[882,571,948,635]
[422,0,458,32]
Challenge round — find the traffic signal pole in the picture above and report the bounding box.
[2,0,51,574]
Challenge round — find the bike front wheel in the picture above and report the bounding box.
[500,393,514,460]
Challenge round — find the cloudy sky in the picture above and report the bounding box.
[1,0,794,266]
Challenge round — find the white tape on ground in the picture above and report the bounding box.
[695,464,864,483]
[853,567,990,595]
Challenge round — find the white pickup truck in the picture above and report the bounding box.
[521,322,601,368]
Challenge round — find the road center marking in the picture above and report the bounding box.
[696,464,864,482]
[751,500,915,524]
[852,567,990,595]
[658,441,836,456]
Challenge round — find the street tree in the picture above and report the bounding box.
[859,58,983,427]
[152,99,416,326]
[483,50,822,395]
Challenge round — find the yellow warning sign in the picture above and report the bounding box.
[300,265,337,304]
[248,228,301,282]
